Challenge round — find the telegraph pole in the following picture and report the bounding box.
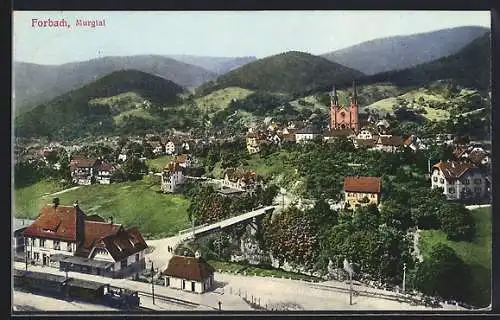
[349,271,353,305]
[151,261,155,305]
[402,263,407,294]
[192,217,195,239]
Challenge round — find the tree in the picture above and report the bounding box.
[412,243,471,301]
[380,200,412,231]
[352,204,380,231]
[121,157,148,181]
[439,203,476,241]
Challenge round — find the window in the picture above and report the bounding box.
[433,177,438,182]
[474,187,481,193]
[474,179,482,184]
[34,252,40,261]
[40,239,45,248]
[448,188,455,194]
[464,179,470,185]
[67,242,73,252]
[440,178,444,184]
[53,240,60,250]
[135,253,140,263]
[121,259,127,269]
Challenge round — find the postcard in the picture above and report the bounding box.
[12,10,492,313]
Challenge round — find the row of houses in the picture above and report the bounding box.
[246,125,425,154]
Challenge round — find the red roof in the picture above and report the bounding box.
[70,157,99,168]
[23,205,83,242]
[96,163,115,172]
[344,176,381,194]
[101,227,148,261]
[162,256,215,281]
[432,161,476,180]
[164,161,183,173]
[82,220,122,251]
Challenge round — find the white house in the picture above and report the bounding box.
[161,162,185,193]
[222,168,263,191]
[431,160,487,201]
[95,163,115,184]
[356,127,379,140]
[161,253,215,294]
[165,140,178,155]
[149,141,165,156]
[69,157,100,185]
[403,135,427,152]
[295,127,322,143]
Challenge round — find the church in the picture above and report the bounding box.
[329,81,360,134]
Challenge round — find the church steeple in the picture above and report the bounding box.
[350,80,357,105]
[330,85,338,106]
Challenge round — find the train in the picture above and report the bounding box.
[13,269,140,309]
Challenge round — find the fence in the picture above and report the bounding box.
[226,286,267,311]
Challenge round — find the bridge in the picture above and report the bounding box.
[178,205,276,238]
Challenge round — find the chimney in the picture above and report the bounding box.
[53,197,60,207]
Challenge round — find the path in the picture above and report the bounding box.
[42,186,81,198]
[465,204,491,210]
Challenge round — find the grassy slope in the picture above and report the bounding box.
[14,180,66,217]
[194,87,254,113]
[419,207,491,307]
[14,177,190,239]
[368,89,451,121]
[146,155,173,171]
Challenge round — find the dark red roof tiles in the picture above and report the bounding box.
[23,205,81,242]
[344,176,381,194]
[162,256,215,281]
[432,161,476,180]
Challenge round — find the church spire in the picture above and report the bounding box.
[351,80,357,105]
[331,84,338,105]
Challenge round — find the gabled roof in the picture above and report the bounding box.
[164,161,183,173]
[282,134,296,142]
[96,163,115,172]
[433,160,477,180]
[376,135,404,146]
[23,205,84,242]
[70,157,99,168]
[162,255,215,281]
[467,150,489,165]
[344,176,381,194]
[82,220,122,251]
[296,126,321,134]
[101,227,148,262]
[224,168,260,183]
[173,154,190,164]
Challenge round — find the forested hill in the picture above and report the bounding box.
[357,32,491,91]
[322,26,489,75]
[14,55,215,115]
[196,51,365,97]
[15,70,186,139]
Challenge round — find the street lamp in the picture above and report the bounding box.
[402,263,407,294]
[151,261,155,305]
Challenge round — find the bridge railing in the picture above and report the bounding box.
[178,223,209,236]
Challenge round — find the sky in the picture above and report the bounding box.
[13,11,491,65]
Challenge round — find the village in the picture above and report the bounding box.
[12,82,492,312]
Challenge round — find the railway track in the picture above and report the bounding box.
[306,282,423,305]
[137,291,201,309]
